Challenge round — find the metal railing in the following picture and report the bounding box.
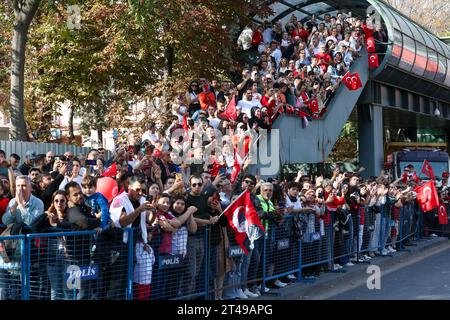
[0,203,425,300]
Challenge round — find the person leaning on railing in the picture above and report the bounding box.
[30,190,72,300]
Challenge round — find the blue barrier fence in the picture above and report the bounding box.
[0,203,425,300]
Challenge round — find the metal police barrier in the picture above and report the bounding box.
[331,208,355,268]
[0,234,26,300]
[171,226,208,300]
[26,228,134,300]
[300,210,331,277]
[421,203,450,238]
[261,216,300,291]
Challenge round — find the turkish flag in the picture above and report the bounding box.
[209,160,224,178]
[369,54,379,69]
[366,36,376,53]
[181,114,188,131]
[230,159,240,185]
[421,159,436,180]
[438,204,448,225]
[306,98,319,113]
[222,190,266,254]
[416,181,439,212]
[285,104,295,115]
[219,94,237,121]
[342,71,363,91]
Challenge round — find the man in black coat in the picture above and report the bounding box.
[32,163,67,210]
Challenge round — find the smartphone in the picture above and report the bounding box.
[219,167,226,176]
[145,195,154,202]
[85,159,96,166]
[66,161,73,176]
[175,173,183,182]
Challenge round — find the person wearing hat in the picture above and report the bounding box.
[19,150,36,175]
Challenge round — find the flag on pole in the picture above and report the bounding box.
[416,181,439,212]
[222,190,265,254]
[421,159,436,180]
[438,204,448,225]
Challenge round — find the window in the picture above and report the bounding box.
[398,34,415,72]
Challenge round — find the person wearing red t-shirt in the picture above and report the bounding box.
[291,22,309,44]
[252,25,263,48]
[260,87,276,117]
[315,44,332,73]
[198,84,216,111]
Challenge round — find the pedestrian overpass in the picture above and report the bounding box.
[253,0,450,177]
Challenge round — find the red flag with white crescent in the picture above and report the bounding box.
[342,71,362,91]
[222,190,265,254]
[369,54,379,69]
[306,98,319,113]
[438,204,448,225]
[415,181,439,212]
[421,159,436,180]
[366,36,376,53]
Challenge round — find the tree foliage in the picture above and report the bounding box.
[385,0,449,35]
[3,0,271,142]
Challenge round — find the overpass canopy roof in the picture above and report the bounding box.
[254,0,450,94]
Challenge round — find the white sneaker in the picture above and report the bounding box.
[344,262,354,267]
[334,264,343,270]
[430,233,438,237]
[274,279,288,288]
[363,254,372,260]
[244,289,259,298]
[236,289,248,299]
[287,274,297,280]
[387,246,396,253]
[381,248,390,256]
[253,289,261,296]
[259,285,270,293]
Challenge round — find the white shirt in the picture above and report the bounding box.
[133,242,155,285]
[237,99,262,117]
[208,117,221,129]
[285,195,303,211]
[141,131,158,144]
[270,48,282,68]
[59,175,83,190]
[262,28,273,44]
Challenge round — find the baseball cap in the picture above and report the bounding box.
[25,150,36,160]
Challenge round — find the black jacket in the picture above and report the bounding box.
[32,173,65,210]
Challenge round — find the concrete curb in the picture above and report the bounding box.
[254,237,450,300]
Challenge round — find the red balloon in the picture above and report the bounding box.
[96,177,119,202]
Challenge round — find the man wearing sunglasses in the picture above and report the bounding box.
[183,175,219,296]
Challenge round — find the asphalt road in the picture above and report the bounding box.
[330,248,450,300]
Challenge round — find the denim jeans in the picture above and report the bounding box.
[46,251,67,300]
[369,212,382,251]
[247,236,264,291]
[380,211,392,251]
[180,234,205,297]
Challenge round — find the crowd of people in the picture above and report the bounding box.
[0,12,444,301]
